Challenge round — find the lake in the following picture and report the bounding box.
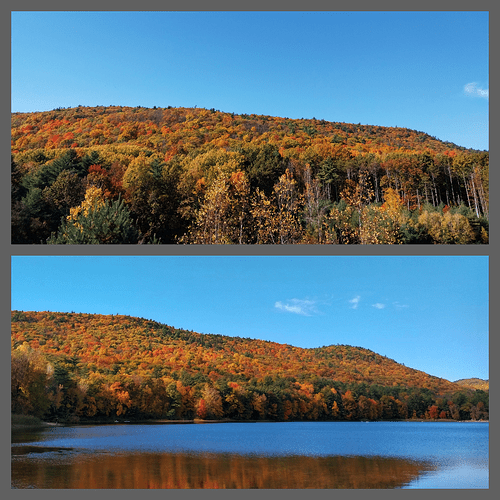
[11,421,488,489]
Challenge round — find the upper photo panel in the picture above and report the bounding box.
[11,11,489,244]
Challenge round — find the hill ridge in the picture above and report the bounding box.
[11,310,489,422]
[12,104,479,153]
[11,309,459,390]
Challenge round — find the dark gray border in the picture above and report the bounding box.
[5,3,494,499]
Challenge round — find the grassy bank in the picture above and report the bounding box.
[11,414,48,430]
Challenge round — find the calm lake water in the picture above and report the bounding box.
[11,421,488,489]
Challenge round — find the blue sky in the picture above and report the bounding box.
[11,256,489,382]
[11,11,488,151]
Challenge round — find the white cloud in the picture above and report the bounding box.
[275,298,317,316]
[393,302,409,309]
[372,303,385,309]
[275,301,302,314]
[349,295,361,309]
[464,82,489,99]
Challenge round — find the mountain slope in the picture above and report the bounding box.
[11,106,489,244]
[11,311,488,422]
[11,310,458,393]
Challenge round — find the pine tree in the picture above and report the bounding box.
[48,196,139,244]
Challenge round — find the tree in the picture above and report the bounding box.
[428,405,439,419]
[176,381,197,419]
[109,381,132,417]
[123,156,183,242]
[250,188,279,244]
[325,199,357,244]
[250,169,304,244]
[11,344,51,418]
[21,149,84,194]
[48,188,139,244]
[448,401,461,420]
[225,386,250,419]
[326,170,377,244]
[42,169,86,229]
[251,393,267,419]
[273,169,304,243]
[12,187,51,244]
[316,145,352,201]
[11,156,26,203]
[184,169,252,244]
[238,143,288,195]
[201,384,224,419]
[196,398,207,419]
[302,165,330,243]
[416,209,475,244]
[331,400,341,419]
[358,395,380,420]
[380,395,398,420]
[342,390,358,420]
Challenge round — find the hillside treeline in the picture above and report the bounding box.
[11,106,489,244]
[11,311,489,423]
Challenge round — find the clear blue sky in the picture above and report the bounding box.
[11,256,489,383]
[11,11,488,151]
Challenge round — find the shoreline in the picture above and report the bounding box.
[13,417,489,429]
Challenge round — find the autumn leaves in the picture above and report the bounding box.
[12,310,486,423]
[183,168,303,244]
[11,313,489,423]
[11,106,489,244]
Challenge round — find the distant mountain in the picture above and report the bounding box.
[11,106,489,244]
[12,310,489,423]
[454,378,489,391]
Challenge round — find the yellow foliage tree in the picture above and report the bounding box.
[201,384,224,419]
[250,169,304,244]
[184,169,251,243]
[416,210,475,244]
[67,186,106,228]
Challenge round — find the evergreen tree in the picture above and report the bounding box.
[48,197,139,244]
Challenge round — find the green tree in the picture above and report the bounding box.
[42,169,86,230]
[22,149,85,193]
[48,195,139,244]
[124,156,183,243]
[238,143,288,195]
[12,187,54,244]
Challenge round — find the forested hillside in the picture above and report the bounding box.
[11,106,489,244]
[11,311,488,423]
[455,378,489,391]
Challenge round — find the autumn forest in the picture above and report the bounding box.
[11,311,489,424]
[11,105,489,244]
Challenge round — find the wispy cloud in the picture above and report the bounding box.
[372,303,385,309]
[349,295,361,309]
[393,302,409,309]
[464,82,489,99]
[275,298,318,316]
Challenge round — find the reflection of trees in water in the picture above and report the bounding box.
[12,451,434,489]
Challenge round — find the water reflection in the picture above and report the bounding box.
[12,448,434,489]
[12,421,488,488]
